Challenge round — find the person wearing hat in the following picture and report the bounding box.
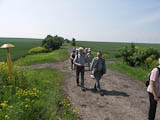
[73,47,86,91]
[70,48,76,70]
[147,58,160,120]
[84,48,88,58]
[75,48,78,55]
[87,49,94,71]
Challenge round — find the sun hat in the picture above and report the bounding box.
[78,47,83,50]
[88,48,91,51]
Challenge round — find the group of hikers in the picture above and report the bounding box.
[70,47,160,120]
[70,47,106,96]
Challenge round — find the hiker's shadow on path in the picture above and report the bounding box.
[86,88,129,97]
[101,89,129,97]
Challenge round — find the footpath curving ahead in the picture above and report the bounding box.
[24,46,160,120]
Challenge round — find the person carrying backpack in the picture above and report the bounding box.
[90,51,106,95]
[73,47,86,91]
[70,48,76,70]
[87,49,94,71]
[147,58,160,120]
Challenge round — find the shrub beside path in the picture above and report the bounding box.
[24,46,160,120]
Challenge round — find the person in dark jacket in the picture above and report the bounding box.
[70,49,76,70]
[90,51,106,95]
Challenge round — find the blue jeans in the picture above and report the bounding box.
[76,66,85,88]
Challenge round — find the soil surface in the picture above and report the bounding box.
[24,46,160,120]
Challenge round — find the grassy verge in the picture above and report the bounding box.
[0,67,77,120]
[25,69,77,120]
[108,62,149,83]
[14,48,69,66]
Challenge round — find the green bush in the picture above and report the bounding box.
[120,43,160,68]
[120,43,136,66]
[145,55,159,69]
[28,46,49,55]
[42,35,64,51]
[15,48,69,66]
[64,39,70,43]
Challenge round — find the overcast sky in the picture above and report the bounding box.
[0,0,160,43]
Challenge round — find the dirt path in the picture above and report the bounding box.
[25,46,160,120]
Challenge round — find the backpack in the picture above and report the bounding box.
[145,67,160,87]
[91,58,105,75]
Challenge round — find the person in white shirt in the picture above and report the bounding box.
[73,47,86,91]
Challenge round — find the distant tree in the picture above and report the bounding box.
[72,38,76,46]
[42,35,64,51]
[42,35,52,47]
[65,39,70,43]
[58,36,65,45]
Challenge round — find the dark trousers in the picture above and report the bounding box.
[76,66,84,88]
[148,92,157,120]
[94,72,102,92]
